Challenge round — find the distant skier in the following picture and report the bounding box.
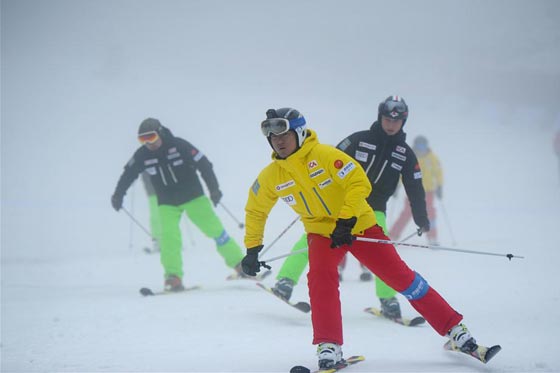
[270,96,431,323]
[240,107,497,369]
[390,135,443,245]
[111,118,246,291]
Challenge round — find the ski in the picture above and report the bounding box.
[363,306,425,327]
[226,269,272,281]
[290,355,365,373]
[443,340,501,364]
[139,285,201,296]
[256,283,311,313]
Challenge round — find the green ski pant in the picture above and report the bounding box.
[158,195,244,278]
[276,211,397,299]
[148,195,162,244]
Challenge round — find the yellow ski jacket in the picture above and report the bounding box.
[244,129,376,249]
[418,151,443,192]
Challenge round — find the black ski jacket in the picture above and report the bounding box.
[336,121,429,228]
[113,127,220,206]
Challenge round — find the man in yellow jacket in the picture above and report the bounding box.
[390,135,443,244]
[240,108,493,369]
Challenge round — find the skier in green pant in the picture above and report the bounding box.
[271,96,430,321]
[111,118,246,291]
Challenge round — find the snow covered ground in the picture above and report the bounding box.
[2,1,560,372]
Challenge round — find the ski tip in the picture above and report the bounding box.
[295,302,311,313]
[139,287,154,296]
[483,345,502,363]
[290,365,310,373]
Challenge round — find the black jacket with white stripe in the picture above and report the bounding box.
[336,121,429,228]
[113,127,220,206]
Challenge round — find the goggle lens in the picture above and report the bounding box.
[138,131,159,144]
[261,118,290,137]
[382,101,408,119]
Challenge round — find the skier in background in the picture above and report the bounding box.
[390,135,443,245]
[270,96,430,323]
[111,118,246,291]
[240,106,495,369]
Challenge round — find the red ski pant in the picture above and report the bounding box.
[307,225,462,345]
[390,191,437,241]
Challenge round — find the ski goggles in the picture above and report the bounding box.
[138,131,160,145]
[381,100,408,119]
[261,118,290,137]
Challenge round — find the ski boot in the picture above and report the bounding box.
[272,278,294,301]
[379,296,402,320]
[447,323,477,353]
[164,275,185,292]
[317,342,343,369]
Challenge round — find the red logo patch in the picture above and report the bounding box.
[334,160,344,169]
[414,163,420,171]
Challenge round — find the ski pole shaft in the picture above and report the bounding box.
[122,206,153,239]
[261,247,309,265]
[355,237,524,260]
[439,200,457,245]
[259,216,301,257]
[218,202,244,229]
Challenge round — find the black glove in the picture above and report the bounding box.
[435,186,442,200]
[241,245,264,276]
[111,194,123,211]
[210,189,223,207]
[416,217,430,235]
[330,217,357,248]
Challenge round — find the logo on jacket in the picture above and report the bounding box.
[308,160,318,169]
[276,180,295,191]
[391,152,406,161]
[334,160,344,169]
[337,161,356,179]
[391,163,403,171]
[396,145,406,154]
[358,142,376,150]
[144,158,158,166]
[309,168,325,178]
[318,178,333,189]
[281,194,296,206]
[354,150,368,162]
[251,179,260,195]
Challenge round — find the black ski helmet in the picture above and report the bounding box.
[265,107,307,148]
[138,118,162,135]
[378,96,409,126]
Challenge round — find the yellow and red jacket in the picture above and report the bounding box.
[417,151,443,192]
[244,129,376,248]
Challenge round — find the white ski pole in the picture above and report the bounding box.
[260,247,309,267]
[219,202,245,229]
[439,200,457,245]
[259,216,301,258]
[355,236,524,260]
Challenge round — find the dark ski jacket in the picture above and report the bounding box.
[336,121,429,228]
[113,127,220,206]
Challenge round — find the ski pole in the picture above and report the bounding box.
[122,206,154,239]
[260,247,309,268]
[399,228,424,243]
[218,202,244,229]
[439,200,457,245]
[259,216,301,258]
[355,236,524,260]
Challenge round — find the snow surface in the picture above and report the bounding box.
[2,1,560,372]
